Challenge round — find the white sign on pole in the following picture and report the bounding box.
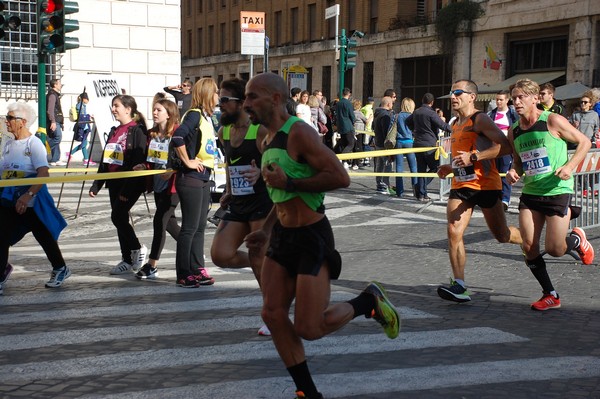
[86,74,124,146]
[241,11,266,56]
[325,4,340,19]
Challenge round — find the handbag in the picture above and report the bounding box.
[383,113,398,149]
[317,121,328,134]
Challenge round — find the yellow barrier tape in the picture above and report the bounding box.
[48,168,97,174]
[336,146,446,161]
[355,129,375,136]
[0,169,167,188]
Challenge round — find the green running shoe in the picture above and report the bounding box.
[437,279,471,303]
[364,281,400,339]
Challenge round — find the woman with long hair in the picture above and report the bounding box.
[170,78,218,287]
[395,97,419,198]
[133,99,181,279]
[89,95,149,275]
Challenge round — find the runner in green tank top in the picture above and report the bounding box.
[242,73,400,399]
[506,78,594,312]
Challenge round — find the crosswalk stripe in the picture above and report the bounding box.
[86,356,600,399]
[0,327,527,383]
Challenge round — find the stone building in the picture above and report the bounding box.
[181,0,600,113]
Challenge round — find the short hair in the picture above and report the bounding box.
[383,89,396,97]
[400,97,415,113]
[7,102,36,129]
[342,87,352,96]
[422,93,435,104]
[351,98,362,110]
[312,89,322,96]
[496,90,510,98]
[512,79,540,97]
[454,79,478,95]
[49,78,60,89]
[381,96,393,108]
[220,77,246,101]
[79,92,89,101]
[182,78,193,86]
[290,87,301,97]
[539,83,555,94]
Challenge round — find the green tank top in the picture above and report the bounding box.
[513,111,573,196]
[261,116,325,211]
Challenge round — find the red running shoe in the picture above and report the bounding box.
[531,293,561,311]
[571,227,595,265]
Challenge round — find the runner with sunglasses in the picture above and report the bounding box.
[436,79,522,303]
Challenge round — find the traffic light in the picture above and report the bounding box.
[37,0,79,55]
[344,37,357,71]
[0,1,22,40]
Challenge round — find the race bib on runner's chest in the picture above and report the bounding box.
[103,143,124,166]
[147,141,168,165]
[228,165,255,196]
[520,147,551,176]
[452,159,476,182]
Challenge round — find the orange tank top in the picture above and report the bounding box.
[450,112,501,191]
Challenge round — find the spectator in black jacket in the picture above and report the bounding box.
[406,93,451,201]
[537,83,567,117]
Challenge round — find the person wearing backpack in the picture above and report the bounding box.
[170,78,218,288]
[88,95,149,275]
[68,92,96,166]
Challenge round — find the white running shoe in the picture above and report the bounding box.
[110,260,132,275]
[131,245,148,272]
[257,325,271,336]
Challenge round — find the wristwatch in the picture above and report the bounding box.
[469,152,478,163]
[27,191,36,198]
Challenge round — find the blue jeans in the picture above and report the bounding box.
[394,140,418,196]
[47,123,63,163]
[70,133,89,160]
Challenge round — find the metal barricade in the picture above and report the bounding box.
[570,148,600,229]
[438,135,452,201]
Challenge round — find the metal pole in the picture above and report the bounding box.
[37,54,47,140]
[338,29,346,100]
[250,55,254,77]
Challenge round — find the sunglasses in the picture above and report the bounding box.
[581,101,590,104]
[450,89,472,96]
[5,115,23,121]
[219,96,240,104]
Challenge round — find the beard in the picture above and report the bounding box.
[220,110,240,126]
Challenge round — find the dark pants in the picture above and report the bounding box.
[0,206,65,270]
[150,190,180,261]
[47,123,63,163]
[374,145,391,189]
[415,149,438,198]
[108,179,143,264]
[338,133,356,155]
[496,154,513,205]
[175,174,211,279]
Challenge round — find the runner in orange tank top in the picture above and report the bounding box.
[436,79,522,303]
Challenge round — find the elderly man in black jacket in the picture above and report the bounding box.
[372,96,395,194]
[406,93,451,201]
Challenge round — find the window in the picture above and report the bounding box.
[399,55,452,106]
[291,8,298,44]
[306,67,313,92]
[346,0,355,31]
[274,11,282,46]
[363,62,374,102]
[187,29,192,57]
[308,3,317,42]
[220,22,226,53]
[198,0,203,13]
[208,25,214,55]
[221,0,226,8]
[232,20,239,52]
[197,28,203,57]
[369,0,378,34]
[327,0,336,39]
[322,66,332,101]
[208,0,214,12]
[509,35,568,74]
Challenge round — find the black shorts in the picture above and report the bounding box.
[266,216,342,280]
[222,193,273,223]
[449,188,502,209]
[519,193,573,217]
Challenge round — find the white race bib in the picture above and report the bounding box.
[228,164,255,196]
[103,143,124,166]
[520,147,551,176]
[147,141,168,165]
[452,159,477,182]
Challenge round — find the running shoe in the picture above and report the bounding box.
[437,279,472,303]
[177,276,200,288]
[0,263,13,284]
[294,391,323,399]
[531,293,561,311]
[131,245,148,272]
[45,266,72,288]
[257,325,271,336]
[195,268,215,285]
[363,281,400,339]
[571,227,595,265]
[110,260,132,275]
[135,263,158,280]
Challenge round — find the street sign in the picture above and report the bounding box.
[240,11,265,56]
[325,4,339,19]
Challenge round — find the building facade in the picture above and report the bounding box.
[181,0,600,113]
